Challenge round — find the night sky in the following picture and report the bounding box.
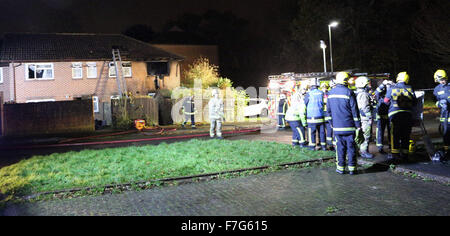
[0,0,277,34]
[0,0,448,88]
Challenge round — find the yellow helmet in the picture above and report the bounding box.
[434,69,448,83]
[320,82,329,90]
[396,72,410,84]
[335,72,350,85]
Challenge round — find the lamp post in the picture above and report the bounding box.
[320,40,327,73]
[328,21,339,74]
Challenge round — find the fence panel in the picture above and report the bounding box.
[3,99,95,137]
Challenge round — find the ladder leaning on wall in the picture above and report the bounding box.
[112,48,128,97]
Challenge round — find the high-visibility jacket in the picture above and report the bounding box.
[285,98,306,125]
[384,82,417,118]
[327,84,361,135]
[304,88,325,124]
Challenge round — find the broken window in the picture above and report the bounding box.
[26,63,54,80]
[109,62,132,78]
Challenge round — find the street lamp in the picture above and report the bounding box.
[320,40,327,73]
[328,21,339,74]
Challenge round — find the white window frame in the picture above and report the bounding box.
[109,62,116,78]
[0,68,3,84]
[108,62,132,78]
[93,96,99,113]
[26,99,56,103]
[72,62,83,79]
[25,63,54,80]
[122,61,132,78]
[86,62,98,78]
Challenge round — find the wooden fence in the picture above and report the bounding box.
[111,97,159,128]
[2,99,95,137]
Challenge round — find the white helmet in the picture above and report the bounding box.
[280,94,286,99]
[335,72,350,85]
[355,76,370,88]
[212,89,219,96]
[309,78,319,87]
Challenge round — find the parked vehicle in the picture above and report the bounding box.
[244,98,269,117]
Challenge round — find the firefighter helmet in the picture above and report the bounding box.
[309,78,319,87]
[280,94,286,99]
[335,72,350,85]
[355,76,370,88]
[320,82,329,90]
[434,69,448,83]
[396,72,410,84]
[211,89,219,96]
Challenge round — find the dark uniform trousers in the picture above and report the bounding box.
[288,121,306,146]
[335,133,357,172]
[376,115,390,149]
[308,123,326,148]
[390,112,412,155]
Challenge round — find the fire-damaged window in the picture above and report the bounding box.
[109,62,132,78]
[72,62,83,79]
[146,61,169,76]
[26,63,54,80]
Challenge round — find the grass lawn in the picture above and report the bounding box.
[0,139,333,199]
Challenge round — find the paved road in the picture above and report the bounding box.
[2,165,449,216]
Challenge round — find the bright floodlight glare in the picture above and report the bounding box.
[320,40,327,49]
[329,22,339,27]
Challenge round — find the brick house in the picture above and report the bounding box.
[0,33,184,124]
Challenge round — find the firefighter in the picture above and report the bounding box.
[182,95,196,129]
[433,69,450,157]
[285,91,307,147]
[320,82,334,150]
[327,72,361,175]
[384,72,417,162]
[375,79,394,154]
[277,94,288,130]
[209,89,224,139]
[355,76,374,159]
[304,78,326,151]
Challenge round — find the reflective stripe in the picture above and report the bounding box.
[354,118,360,122]
[292,140,299,143]
[336,165,345,171]
[308,128,313,146]
[348,166,357,171]
[325,116,332,121]
[390,121,395,151]
[296,127,305,142]
[333,127,356,132]
[328,95,350,100]
[388,110,410,117]
[184,112,195,115]
[307,118,325,123]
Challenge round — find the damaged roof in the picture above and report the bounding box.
[0,33,184,62]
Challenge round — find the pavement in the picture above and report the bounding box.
[1,116,450,216]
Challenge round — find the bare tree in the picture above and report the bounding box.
[412,0,450,64]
